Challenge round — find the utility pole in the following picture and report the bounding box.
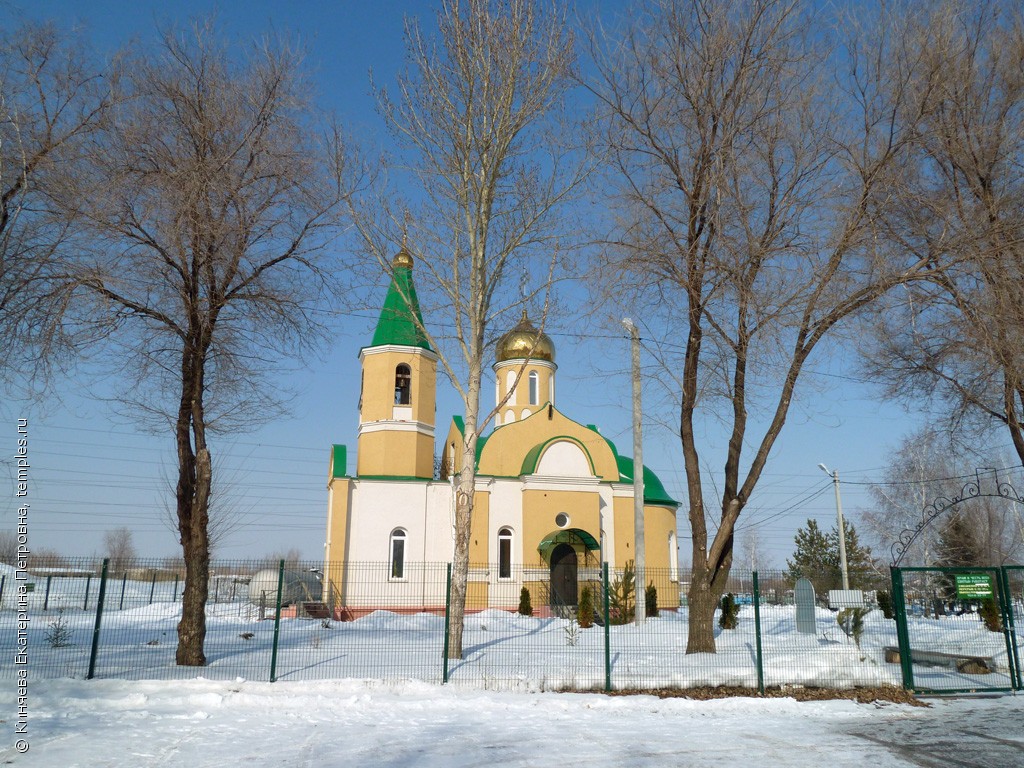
[623,318,645,624]
[818,463,849,591]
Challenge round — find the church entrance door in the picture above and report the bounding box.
[550,543,578,613]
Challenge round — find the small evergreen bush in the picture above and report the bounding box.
[518,586,533,617]
[837,607,868,647]
[718,593,739,630]
[577,585,595,628]
[645,583,659,618]
[979,598,1002,632]
[608,560,636,625]
[877,590,894,619]
[45,608,72,648]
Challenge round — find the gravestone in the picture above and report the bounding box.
[795,577,816,635]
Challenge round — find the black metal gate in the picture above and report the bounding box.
[890,566,1022,694]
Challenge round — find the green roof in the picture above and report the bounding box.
[370,263,432,350]
[330,445,348,479]
[615,455,679,508]
[451,416,489,465]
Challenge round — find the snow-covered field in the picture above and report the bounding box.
[5,677,1024,767]
[5,572,1024,766]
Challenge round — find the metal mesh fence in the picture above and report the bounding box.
[892,567,1018,693]
[5,556,1017,693]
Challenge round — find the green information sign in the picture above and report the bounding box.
[955,574,994,599]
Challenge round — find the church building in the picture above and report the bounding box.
[324,250,680,617]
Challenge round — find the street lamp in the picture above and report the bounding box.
[818,463,850,591]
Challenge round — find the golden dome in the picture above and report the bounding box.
[392,249,414,269]
[496,310,555,363]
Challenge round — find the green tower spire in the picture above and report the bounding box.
[370,249,432,350]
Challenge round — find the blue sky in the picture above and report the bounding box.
[3,0,1004,568]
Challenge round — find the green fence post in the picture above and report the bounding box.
[83,575,92,610]
[149,572,157,605]
[996,567,1021,690]
[119,572,128,610]
[443,563,452,684]
[890,567,914,692]
[269,560,285,683]
[172,574,180,602]
[87,559,110,680]
[43,574,52,611]
[752,570,765,695]
[603,562,611,692]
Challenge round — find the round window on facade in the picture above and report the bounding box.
[555,512,570,528]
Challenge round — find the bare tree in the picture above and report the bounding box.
[64,22,347,665]
[0,530,16,564]
[862,429,1024,566]
[103,526,137,573]
[0,21,112,390]
[588,0,944,652]
[865,1,1024,465]
[350,0,584,658]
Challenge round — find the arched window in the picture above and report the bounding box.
[394,364,412,405]
[505,409,515,424]
[528,371,539,405]
[498,527,513,579]
[506,370,517,404]
[390,528,407,579]
[668,531,678,581]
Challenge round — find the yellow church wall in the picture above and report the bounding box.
[357,430,434,479]
[469,491,490,562]
[609,497,680,609]
[478,407,619,480]
[494,360,555,423]
[358,346,437,425]
[324,476,352,602]
[521,489,601,568]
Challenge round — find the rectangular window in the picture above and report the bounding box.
[391,539,405,579]
[499,537,511,579]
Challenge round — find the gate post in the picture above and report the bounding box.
[752,571,764,695]
[997,567,1021,690]
[889,567,914,691]
[443,563,452,684]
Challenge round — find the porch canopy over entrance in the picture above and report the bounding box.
[537,528,599,562]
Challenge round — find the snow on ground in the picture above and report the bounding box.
[4,575,1024,766]
[4,677,1024,767]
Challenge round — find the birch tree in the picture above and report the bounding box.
[66,22,347,665]
[351,0,584,658]
[589,0,944,652]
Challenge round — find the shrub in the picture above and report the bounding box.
[577,585,595,628]
[837,607,868,647]
[518,586,533,617]
[877,590,894,619]
[718,593,739,630]
[608,560,636,625]
[979,598,1002,632]
[645,583,659,618]
[45,608,72,648]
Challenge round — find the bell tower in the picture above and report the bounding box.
[356,249,437,479]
